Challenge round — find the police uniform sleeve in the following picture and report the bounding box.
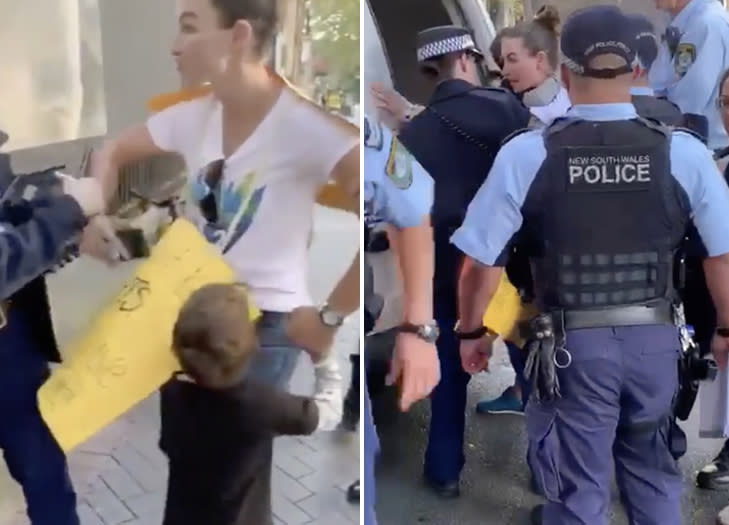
[671,131,729,257]
[370,128,434,229]
[667,21,727,115]
[450,130,545,266]
[0,195,86,300]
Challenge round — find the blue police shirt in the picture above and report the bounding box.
[649,0,729,149]
[363,115,434,229]
[451,103,729,265]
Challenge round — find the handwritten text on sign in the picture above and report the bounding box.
[37,220,249,452]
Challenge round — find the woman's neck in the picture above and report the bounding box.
[214,65,281,120]
[521,76,560,108]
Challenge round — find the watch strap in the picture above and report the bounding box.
[454,325,490,340]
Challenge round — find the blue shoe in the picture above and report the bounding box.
[475,390,524,415]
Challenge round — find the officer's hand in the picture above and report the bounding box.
[285,306,336,363]
[711,333,729,369]
[370,83,409,131]
[460,336,494,375]
[386,332,440,411]
[79,216,130,265]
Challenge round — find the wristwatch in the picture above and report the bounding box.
[453,320,496,341]
[397,321,440,343]
[319,304,346,328]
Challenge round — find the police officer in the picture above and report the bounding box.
[395,24,532,497]
[627,13,684,126]
[627,12,711,141]
[451,6,729,524]
[363,114,440,525]
[0,135,111,525]
[650,0,729,150]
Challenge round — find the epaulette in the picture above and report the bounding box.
[500,127,534,147]
[635,116,671,138]
[671,126,705,144]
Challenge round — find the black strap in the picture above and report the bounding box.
[426,105,490,151]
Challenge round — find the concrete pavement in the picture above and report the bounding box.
[0,206,360,525]
[374,339,729,524]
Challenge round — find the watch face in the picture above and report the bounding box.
[321,309,344,327]
[418,323,439,343]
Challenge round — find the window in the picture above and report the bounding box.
[0,0,106,152]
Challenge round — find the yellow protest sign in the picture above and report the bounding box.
[483,273,538,346]
[38,219,258,452]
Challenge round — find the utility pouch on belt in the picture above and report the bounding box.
[522,313,564,402]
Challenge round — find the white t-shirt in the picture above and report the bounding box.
[146,88,358,312]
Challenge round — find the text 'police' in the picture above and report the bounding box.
[568,155,651,185]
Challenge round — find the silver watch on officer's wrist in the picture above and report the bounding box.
[319,304,346,328]
[397,321,440,343]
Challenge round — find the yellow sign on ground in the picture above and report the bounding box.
[38,220,258,452]
[483,273,538,346]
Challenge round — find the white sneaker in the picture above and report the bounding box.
[313,354,343,431]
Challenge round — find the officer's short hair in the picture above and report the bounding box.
[210,0,278,57]
[172,283,258,389]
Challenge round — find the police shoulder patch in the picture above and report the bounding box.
[385,137,413,189]
[674,43,696,77]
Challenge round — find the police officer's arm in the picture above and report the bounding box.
[667,23,727,115]
[0,196,87,299]
[378,161,435,323]
[451,131,542,331]
[671,132,729,328]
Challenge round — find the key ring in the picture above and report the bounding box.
[554,347,572,369]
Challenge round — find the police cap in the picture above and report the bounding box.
[625,13,658,70]
[416,25,484,64]
[561,6,636,79]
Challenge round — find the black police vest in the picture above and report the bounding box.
[520,118,690,311]
[632,95,683,127]
[398,80,531,317]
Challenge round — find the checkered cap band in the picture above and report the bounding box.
[417,34,477,62]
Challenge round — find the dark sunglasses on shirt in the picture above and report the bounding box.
[198,158,225,224]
